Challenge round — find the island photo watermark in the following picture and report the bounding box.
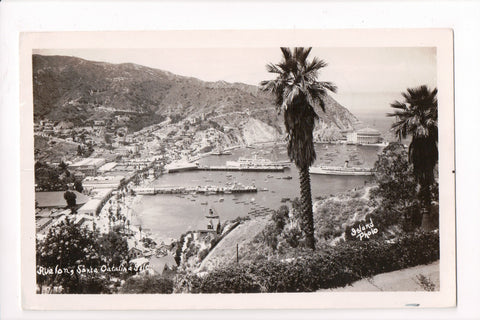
[350,218,379,241]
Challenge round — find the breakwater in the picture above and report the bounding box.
[134,184,257,195]
[197,165,284,172]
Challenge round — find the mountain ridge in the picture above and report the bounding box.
[32,54,359,140]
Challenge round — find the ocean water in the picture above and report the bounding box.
[334,91,401,140]
[132,143,383,242]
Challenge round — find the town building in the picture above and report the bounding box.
[82,176,126,190]
[77,188,113,216]
[76,199,103,216]
[69,158,106,176]
[128,247,143,259]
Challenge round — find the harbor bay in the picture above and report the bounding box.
[132,143,380,242]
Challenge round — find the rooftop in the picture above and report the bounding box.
[83,175,124,183]
[70,158,106,167]
[89,188,114,200]
[98,162,117,173]
[77,199,103,213]
[36,191,90,208]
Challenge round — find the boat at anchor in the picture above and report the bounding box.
[310,161,374,176]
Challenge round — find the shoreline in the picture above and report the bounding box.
[124,143,376,246]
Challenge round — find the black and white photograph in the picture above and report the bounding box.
[19,30,456,309]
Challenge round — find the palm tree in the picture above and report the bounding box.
[388,85,438,227]
[260,47,337,249]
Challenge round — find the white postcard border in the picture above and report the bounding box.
[19,29,456,310]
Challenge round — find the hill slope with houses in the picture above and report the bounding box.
[33,54,359,144]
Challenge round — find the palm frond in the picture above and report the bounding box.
[265,63,283,75]
[280,47,292,61]
[305,57,327,75]
[389,101,407,110]
[319,81,337,93]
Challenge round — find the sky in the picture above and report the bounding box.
[36,47,436,115]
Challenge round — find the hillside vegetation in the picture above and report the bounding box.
[33,54,359,140]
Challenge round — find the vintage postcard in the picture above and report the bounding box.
[20,29,455,309]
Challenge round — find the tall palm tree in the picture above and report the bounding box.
[388,85,438,226]
[260,47,337,249]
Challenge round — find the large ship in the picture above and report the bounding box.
[310,161,374,176]
[226,156,290,169]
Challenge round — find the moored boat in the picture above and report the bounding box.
[310,161,373,176]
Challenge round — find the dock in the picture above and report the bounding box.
[198,165,284,172]
[134,184,257,195]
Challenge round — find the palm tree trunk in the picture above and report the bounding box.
[299,165,315,250]
[419,182,434,230]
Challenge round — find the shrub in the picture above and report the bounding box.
[262,223,279,251]
[194,265,262,293]
[416,274,436,291]
[198,249,209,261]
[181,231,439,293]
[272,205,289,231]
[121,275,173,293]
[282,227,302,248]
[174,234,186,265]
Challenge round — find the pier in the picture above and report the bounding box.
[134,184,257,195]
[197,165,284,172]
[165,164,286,173]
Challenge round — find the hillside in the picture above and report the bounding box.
[32,54,359,139]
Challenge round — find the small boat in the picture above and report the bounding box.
[219,198,224,202]
[201,202,208,205]
[282,176,293,180]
